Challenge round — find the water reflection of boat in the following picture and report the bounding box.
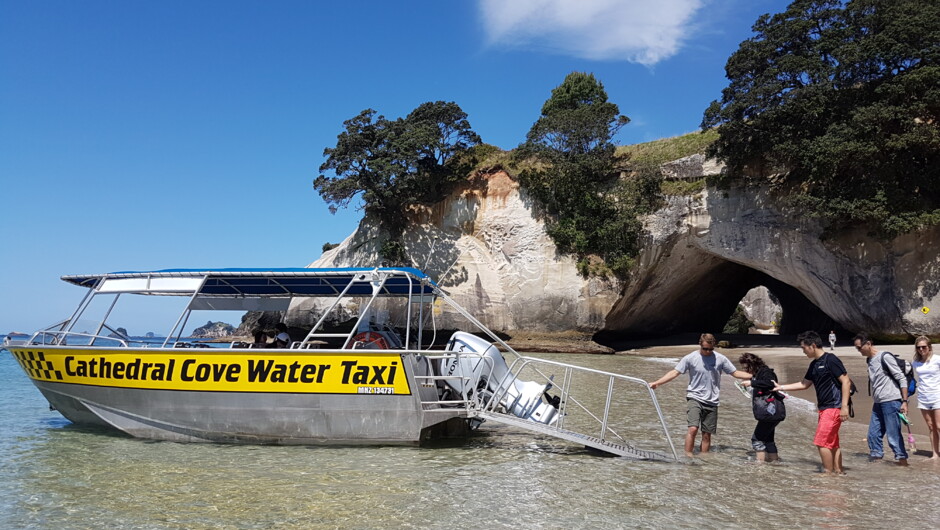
[8,267,677,459]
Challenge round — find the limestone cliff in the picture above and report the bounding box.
[288,171,621,336]
[291,160,940,340]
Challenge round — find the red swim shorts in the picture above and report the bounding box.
[814,408,842,449]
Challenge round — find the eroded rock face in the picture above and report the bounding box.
[740,286,781,331]
[289,171,621,334]
[607,185,940,339]
[293,166,940,340]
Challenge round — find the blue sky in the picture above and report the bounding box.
[0,0,790,335]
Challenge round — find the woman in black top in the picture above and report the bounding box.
[739,352,784,462]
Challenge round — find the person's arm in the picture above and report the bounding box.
[900,384,909,415]
[884,355,910,414]
[837,373,851,421]
[749,371,775,392]
[650,369,681,389]
[775,379,812,392]
[731,370,752,380]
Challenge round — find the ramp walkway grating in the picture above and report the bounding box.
[476,411,673,461]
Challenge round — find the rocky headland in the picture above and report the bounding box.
[282,151,939,348]
[191,321,236,339]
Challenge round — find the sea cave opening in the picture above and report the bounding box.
[597,258,851,343]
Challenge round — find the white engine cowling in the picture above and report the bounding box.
[440,331,558,425]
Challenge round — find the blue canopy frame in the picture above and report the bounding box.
[61,267,440,298]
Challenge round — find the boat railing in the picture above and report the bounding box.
[28,330,130,347]
[484,355,678,461]
[413,351,496,415]
[24,330,183,349]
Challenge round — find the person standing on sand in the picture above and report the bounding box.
[912,336,940,459]
[649,333,751,457]
[775,330,851,474]
[855,332,908,465]
[829,331,837,351]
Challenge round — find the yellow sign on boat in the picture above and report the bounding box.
[9,348,411,395]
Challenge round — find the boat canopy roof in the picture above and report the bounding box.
[61,267,439,298]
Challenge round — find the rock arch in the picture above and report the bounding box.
[603,242,842,336]
[604,188,940,340]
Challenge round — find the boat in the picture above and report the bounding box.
[7,267,677,460]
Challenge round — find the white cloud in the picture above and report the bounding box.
[478,0,705,65]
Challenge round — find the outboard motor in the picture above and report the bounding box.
[440,332,559,425]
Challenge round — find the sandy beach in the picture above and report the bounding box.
[614,333,934,441]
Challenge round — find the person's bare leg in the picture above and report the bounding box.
[685,426,698,457]
[700,432,712,453]
[834,447,844,474]
[923,409,940,459]
[755,450,767,462]
[818,447,836,473]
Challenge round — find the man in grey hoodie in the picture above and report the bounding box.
[855,332,909,465]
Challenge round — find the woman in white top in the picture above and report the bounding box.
[913,335,940,459]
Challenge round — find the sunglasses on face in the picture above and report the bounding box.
[700,347,714,352]
[917,345,930,350]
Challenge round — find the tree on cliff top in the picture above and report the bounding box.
[702,0,940,235]
[315,101,481,262]
[517,72,650,277]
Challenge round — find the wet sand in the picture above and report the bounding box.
[614,333,935,444]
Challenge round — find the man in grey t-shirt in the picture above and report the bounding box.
[855,332,909,465]
[650,333,751,456]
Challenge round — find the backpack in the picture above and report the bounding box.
[881,352,917,396]
[752,389,786,422]
[750,367,786,422]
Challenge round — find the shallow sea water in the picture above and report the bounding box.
[2,350,939,529]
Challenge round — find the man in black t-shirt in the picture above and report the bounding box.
[776,331,852,474]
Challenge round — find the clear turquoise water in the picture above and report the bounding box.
[2,350,939,529]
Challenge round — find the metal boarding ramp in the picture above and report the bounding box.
[474,412,674,461]
[419,353,679,462]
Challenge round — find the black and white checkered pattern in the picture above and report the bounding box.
[13,350,63,381]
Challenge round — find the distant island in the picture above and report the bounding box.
[191,321,235,338]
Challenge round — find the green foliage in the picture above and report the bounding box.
[315,101,481,261]
[661,178,706,196]
[321,242,339,253]
[525,72,630,156]
[463,143,509,173]
[379,239,406,265]
[616,129,719,168]
[723,304,755,334]
[702,0,940,236]
[616,131,719,197]
[516,72,648,277]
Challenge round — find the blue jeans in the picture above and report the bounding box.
[868,400,908,460]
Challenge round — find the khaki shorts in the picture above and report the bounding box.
[687,398,719,434]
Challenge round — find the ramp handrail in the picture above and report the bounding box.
[484,356,679,461]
